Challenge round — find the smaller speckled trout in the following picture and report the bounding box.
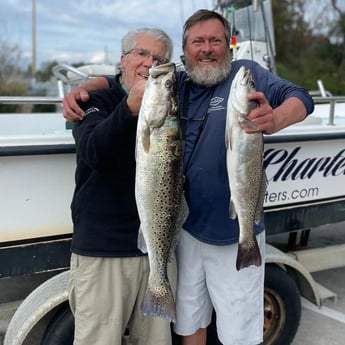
[135,62,187,322]
[225,66,267,271]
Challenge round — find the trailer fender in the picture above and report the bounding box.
[4,270,69,345]
[265,244,321,307]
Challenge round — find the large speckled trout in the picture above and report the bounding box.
[135,62,187,322]
[225,66,267,271]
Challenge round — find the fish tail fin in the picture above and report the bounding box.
[236,236,262,271]
[141,283,176,323]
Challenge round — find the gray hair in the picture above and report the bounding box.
[121,28,173,62]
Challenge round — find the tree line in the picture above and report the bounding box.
[272,0,345,95]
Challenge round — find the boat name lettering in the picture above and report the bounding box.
[264,147,345,182]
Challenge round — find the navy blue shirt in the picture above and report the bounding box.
[176,60,314,245]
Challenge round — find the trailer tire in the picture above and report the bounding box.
[41,303,74,345]
[263,264,301,345]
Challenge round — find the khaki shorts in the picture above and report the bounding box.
[68,254,176,345]
[174,230,265,345]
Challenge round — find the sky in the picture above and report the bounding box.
[1,0,214,70]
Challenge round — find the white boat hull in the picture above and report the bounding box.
[0,153,75,243]
[1,100,345,243]
[0,112,75,244]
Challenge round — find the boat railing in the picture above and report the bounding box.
[0,96,63,115]
[309,80,333,97]
[1,72,345,128]
[0,94,345,126]
[312,96,345,126]
[52,63,118,97]
[0,96,62,105]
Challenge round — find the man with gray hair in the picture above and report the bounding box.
[68,28,174,345]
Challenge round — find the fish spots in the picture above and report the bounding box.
[226,66,266,270]
[135,62,187,322]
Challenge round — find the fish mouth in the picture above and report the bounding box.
[150,63,175,78]
[138,73,149,79]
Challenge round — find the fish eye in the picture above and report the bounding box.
[165,79,172,88]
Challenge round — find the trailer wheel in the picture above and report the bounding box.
[263,264,301,345]
[41,303,74,345]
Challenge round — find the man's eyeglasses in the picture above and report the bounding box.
[124,48,169,65]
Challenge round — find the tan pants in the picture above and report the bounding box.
[68,254,175,345]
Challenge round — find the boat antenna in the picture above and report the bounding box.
[245,5,254,62]
[259,0,276,72]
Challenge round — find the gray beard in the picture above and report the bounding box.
[186,56,231,87]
